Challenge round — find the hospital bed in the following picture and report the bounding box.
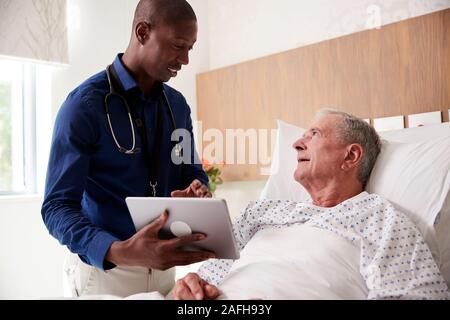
[214,121,450,300]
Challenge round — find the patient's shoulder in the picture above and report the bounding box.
[352,192,393,208]
[356,192,417,225]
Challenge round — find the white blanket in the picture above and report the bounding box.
[219,224,367,300]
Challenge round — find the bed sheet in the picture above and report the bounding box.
[218,224,368,300]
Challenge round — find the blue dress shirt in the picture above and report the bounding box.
[42,55,208,270]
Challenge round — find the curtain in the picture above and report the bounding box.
[0,0,68,64]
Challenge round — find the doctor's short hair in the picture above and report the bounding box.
[316,109,381,187]
[133,0,197,28]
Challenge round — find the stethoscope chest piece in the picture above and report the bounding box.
[174,143,182,158]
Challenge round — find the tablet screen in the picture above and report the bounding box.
[126,197,240,260]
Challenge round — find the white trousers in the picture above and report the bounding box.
[63,252,175,298]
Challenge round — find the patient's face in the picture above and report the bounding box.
[292,115,348,186]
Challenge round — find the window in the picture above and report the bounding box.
[0,59,37,195]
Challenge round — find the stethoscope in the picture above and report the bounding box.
[104,65,182,158]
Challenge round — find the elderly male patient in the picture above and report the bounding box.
[171,110,450,300]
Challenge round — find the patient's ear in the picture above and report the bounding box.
[341,144,363,171]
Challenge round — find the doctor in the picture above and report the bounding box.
[42,0,214,298]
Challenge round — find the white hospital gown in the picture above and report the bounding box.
[198,192,449,300]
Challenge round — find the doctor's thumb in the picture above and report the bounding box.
[142,210,169,235]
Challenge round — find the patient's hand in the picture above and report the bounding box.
[173,273,220,300]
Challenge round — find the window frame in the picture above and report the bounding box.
[0,60,37,196]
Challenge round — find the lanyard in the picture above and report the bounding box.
[108,64,163,197]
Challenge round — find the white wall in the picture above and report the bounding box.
[207,0,450,70]
[0,196,67,299]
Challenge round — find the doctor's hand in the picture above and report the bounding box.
[172,273,220,300]
[105,210,216,270]
[171,179,212,198]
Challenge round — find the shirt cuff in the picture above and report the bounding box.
[87,231,120,271]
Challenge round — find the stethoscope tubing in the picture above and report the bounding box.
[105,66,177,155]
[104,92,138,154]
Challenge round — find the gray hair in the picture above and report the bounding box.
[316,109,381,187]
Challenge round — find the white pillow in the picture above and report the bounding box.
[260,120,450,285]
[259,120,309,202]
[366,138,450,235]
[366,137,450,285]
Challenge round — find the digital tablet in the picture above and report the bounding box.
[125,197,240,260]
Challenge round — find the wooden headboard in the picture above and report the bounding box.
[197,9,450,181]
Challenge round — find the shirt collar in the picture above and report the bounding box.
[112,54,139,92]
[112,53,164,99]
